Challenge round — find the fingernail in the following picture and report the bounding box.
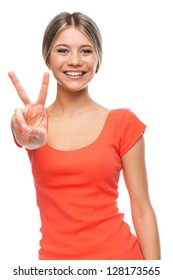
[28,128,32,134]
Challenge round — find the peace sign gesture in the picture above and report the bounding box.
[8,71,49,149]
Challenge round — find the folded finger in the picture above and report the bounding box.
[14,108,27,130]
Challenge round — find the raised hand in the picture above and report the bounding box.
[8,71,49,149]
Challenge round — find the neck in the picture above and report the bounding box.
[49,84,96,116]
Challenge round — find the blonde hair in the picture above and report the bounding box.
[42,12,102,72]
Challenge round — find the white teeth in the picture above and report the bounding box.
[65,71,84,76]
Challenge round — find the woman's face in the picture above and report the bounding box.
[48,26,98,92]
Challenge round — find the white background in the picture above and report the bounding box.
[0,0,172,277]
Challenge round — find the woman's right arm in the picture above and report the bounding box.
[9,71,49,150]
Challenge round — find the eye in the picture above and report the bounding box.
[57,48,69,54]
[81,49,93,55]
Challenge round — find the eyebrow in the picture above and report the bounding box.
[54,44,94,49]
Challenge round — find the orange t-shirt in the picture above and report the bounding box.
[18,108,146,259]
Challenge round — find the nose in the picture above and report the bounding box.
[67,51,82,66]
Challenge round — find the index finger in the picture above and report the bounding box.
[8,71,31,105]
[36,72,49,105]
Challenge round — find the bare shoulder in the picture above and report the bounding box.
[88,103,111,118]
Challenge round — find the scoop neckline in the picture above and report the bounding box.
[45,109,113,153]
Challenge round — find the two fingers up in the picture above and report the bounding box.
[8,71,50,149]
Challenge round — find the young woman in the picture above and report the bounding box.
[9,11,161,260]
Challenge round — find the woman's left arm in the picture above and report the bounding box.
[121,135,161,260]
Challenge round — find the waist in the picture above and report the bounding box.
[38,213,143,260]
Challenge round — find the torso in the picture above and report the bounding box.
[26,108,146,260]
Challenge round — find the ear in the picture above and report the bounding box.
[46,56,52,70]
[95,64,99,74]
[47,63,52,70]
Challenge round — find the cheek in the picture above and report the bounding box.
[47,55,64,70]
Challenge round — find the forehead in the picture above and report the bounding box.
[54,26,94,47]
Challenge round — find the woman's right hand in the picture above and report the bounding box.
[8,71,49,150]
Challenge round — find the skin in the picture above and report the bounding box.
[9,26,161,259]
[122,136,161,259]
[8,71,49,149]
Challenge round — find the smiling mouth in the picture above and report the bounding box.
[64,71,86,77]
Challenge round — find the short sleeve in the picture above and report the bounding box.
[118,109,146,157]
